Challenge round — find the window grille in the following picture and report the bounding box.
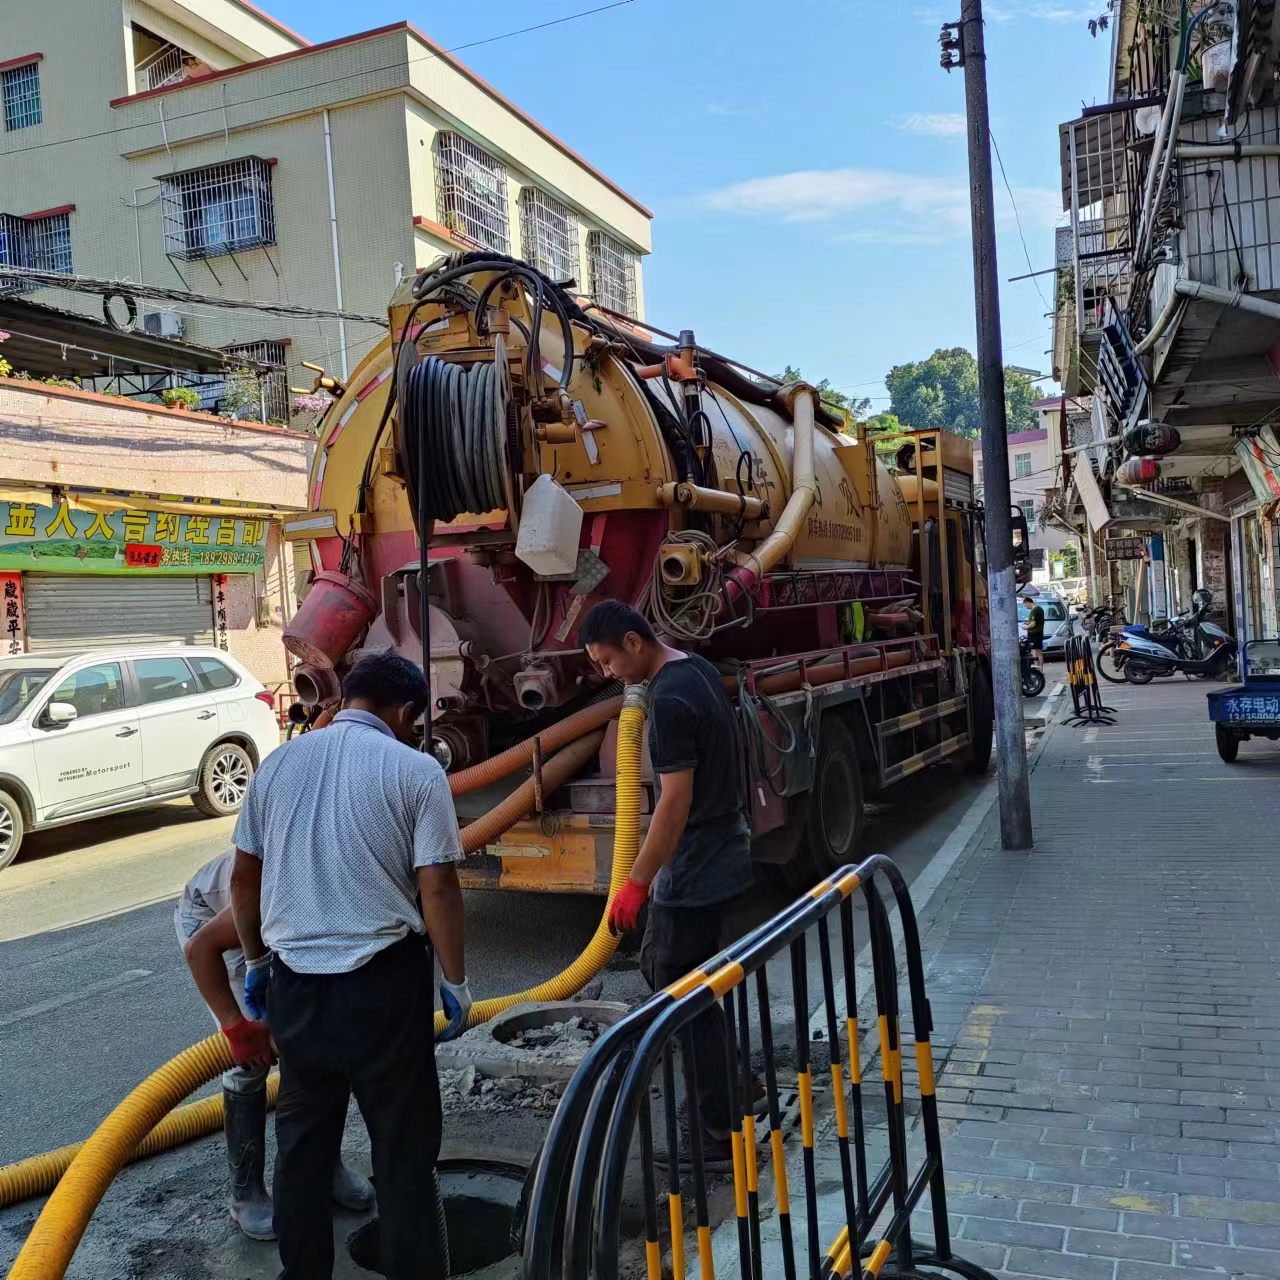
[2,63,41,131]
[587,230,637,318]
[520,187,578,281]
[1018,500,1037,533]
[223,340,289,421]
[434,132,510,252]
[0,211,70,292]
[160,157,276,260]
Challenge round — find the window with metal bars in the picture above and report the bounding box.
[160,157,276,260]
[223,340,289,421]
[587,230,637,319]
[0,211,70,291]
[434,132,510,252]
[520,187,578,282]
[2,63,41,131]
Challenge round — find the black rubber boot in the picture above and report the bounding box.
[223,1070,275,1242]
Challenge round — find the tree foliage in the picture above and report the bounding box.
[884,347,1039,438]
[776,365,870,431]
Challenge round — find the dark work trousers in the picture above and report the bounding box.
[640,901,736,1134]
[268,933,445,1280]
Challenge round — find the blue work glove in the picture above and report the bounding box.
[439,977,473,1042]
[244,955,272,1021]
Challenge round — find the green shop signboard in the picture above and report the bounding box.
[0,501,268,574]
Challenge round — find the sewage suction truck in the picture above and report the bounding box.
[282,251,1019,893]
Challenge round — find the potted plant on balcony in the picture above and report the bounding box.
[162,386,200,411]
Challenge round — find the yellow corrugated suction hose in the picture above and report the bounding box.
[434,682,648,1034]
[0,1072,281,1211]
[2,688,647,1278]
[6,1035,235,1280]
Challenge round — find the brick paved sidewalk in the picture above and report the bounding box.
[917,675,1280,1280]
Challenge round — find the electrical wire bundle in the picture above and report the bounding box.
[399,348,508,524]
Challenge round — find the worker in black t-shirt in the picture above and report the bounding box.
[1023,593,1045,669]
[580,600,753,1162]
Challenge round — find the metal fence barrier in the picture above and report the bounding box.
[1065,633,1116,726]
[522,855,1000,1280]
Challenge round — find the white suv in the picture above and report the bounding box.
[0,647,280,870]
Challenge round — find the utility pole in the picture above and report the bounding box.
[942,0,1033,850]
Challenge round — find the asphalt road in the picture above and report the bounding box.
[0,716,1027,1165]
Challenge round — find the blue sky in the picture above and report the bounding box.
[269,0,1114,410]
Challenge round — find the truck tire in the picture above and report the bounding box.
[965,667,994,775]
[790,714,864,890]
[0,790,24,871]
[1215,724,1240,763]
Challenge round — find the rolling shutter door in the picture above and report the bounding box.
[24,575,215,654]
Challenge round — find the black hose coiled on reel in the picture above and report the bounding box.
[399,347,508,525]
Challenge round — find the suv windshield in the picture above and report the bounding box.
[0,668,59,725]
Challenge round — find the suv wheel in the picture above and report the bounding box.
[0,791,23,870]
[193,742,254,817]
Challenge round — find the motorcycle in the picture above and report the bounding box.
[1116,592,1238,683]
[1020,638,1045,698]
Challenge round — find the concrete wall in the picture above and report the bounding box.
[0,380,313,507]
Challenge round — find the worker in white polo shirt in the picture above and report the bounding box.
[230,651,470,1280]
[176,850,375,1240]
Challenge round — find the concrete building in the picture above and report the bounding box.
[1048,1,1280,634]
[0,0,653,416]
[973,401,1073,584]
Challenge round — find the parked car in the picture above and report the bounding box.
[1018,593,1077,659]
[0,647,280,870]
[1055,577,1088,607]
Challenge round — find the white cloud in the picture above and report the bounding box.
[701,168,973,227]
[705,102,755,118]
[895,112,967,137]
[699,167,1064,240]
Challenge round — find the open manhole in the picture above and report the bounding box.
[348,1157,531,1277]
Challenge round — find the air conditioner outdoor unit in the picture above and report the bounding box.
[141,310,184,339]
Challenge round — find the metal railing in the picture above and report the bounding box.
[522,855,999,1280]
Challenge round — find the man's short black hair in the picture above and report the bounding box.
[579,599,656,648]
[342,651,430,713]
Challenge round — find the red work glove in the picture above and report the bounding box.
[608,878,650,935]
[222,1016,276,1068]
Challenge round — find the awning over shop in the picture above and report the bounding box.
[0,296,271,381]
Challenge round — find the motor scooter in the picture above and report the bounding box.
[1117,621,1238,683]
[1020,638,1045,697]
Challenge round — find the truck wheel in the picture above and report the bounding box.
[0,790,24,871]
[792,715,864,889]
[965,667,994,775]
[1215,724,1240,763]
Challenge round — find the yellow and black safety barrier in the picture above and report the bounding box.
[1065,633,1116,726]
[521,854,1000,1280]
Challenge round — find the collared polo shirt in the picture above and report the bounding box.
[232,709,463,974]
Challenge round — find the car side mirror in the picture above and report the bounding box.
[45,701,78,727]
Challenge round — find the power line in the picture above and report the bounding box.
[990,129,1050,312]
[0,265,386,324]
[0,1,642,161]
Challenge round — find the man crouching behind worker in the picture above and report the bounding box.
[230,652,472,1280]
[177,851,375,1240]
[581,600,753,1163]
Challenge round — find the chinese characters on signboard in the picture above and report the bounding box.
[213,574,229,652]
[1104,536,1147,562]
[1223,694,1280,723]
[0,502,268,574]
[0,573,25,655]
